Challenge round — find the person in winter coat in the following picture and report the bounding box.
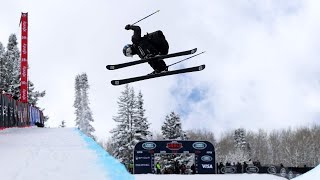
[156,162,161,174]
[123,25,169,74]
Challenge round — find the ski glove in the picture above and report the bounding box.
[125,24,131,30]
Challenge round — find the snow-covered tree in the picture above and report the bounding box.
[247,129,269,165]
[74,75,82,128]
[215,132,234,163]
[73,73,95,139]
[0,34,46,106]
[1,34,20,97]
[110,84,136,163]
[134,91,151,141]
[0,42,5,90]
[28,81,46,106]
[226,128,251,164]
[161,111,187,140]
[110,85,151,164]
[186,128,216,145]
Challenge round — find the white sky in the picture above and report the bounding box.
[1,0,320,141]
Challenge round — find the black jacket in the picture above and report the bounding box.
[129,25,165,59]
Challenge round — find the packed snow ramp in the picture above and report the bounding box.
[0,127,133,180]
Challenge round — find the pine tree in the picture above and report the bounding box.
[73,73,95,139]
[74,75,82,128]
[229,128,251,163]
[134,91,151,141]
[0,34,46,106]
[110,85,151,164]
[110,84,136,163]
[1,34,20,96]
[28,81,46,106]
[0,42,5,90]
[161,111,187,140]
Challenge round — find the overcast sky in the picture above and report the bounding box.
[1,0,320,140]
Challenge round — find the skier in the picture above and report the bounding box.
[123,24,169,74]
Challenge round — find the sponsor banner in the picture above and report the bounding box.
[246,166,259,173]
[134,140,215,174]
[217,165,313,178]
[221,166,236,174]
[192,142,207,150]
[142,142,156,150]
[0,93,44,128]
[201,155,213,162]
[20,12,28,103]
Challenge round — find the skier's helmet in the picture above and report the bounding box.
[123,44,133,57]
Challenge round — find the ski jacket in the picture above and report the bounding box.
[129,25,169,59]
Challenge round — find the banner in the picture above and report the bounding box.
[20,12,28,103]
[134,140,215,174]
[0,93,43,129]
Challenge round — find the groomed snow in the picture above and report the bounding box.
[0,127,132,180]
[0,127,318,180]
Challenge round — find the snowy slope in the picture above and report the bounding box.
[0,127,132,180]
[0,127,318,180]
[292,164,320,180]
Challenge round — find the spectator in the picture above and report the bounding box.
[180,164,186,174]
[191,164,195,174]
[243,162,248,173]
[174,161,180,174]
[35,122,44,127]
[129,162,134,174]
[236,162,242,173]
[280,163,284,168]
[156,162,161,174]
[218,162,224,174]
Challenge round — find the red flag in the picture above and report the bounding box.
[20,13,28,103]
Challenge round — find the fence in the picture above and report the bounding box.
[217,164,314,179]
[0,92,44,129]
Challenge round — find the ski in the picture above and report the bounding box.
[106,48,197,70]
[111,64,205,86]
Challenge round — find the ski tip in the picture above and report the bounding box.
[199,64,206,71]
[106,65,115,70]
[111,80,121,86]
[191,48,197,54]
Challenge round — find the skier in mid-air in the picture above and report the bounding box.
[106,10,205,86]
[123,24,169,74]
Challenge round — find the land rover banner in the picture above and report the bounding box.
[133,140,215,174]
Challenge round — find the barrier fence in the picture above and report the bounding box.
[217,164,314,179]
[0,93,44,129]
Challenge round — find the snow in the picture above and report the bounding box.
[0,127,132,180]
[292,164,320,180]
[0,127,318,180]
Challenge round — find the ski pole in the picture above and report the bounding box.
[168,51,206,67]
[131,10,160,25]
